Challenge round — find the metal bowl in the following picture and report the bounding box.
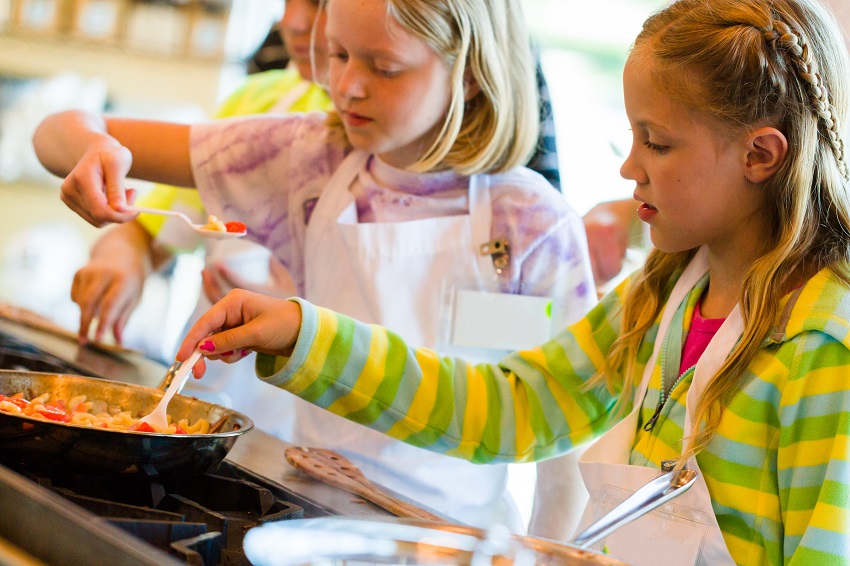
[243,517,629,565]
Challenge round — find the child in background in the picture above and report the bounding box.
[70,0,333,441]
[35,0,596,533]
[169,0,849,562]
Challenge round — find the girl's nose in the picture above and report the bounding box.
[282,0,312,33]
[336,62,367,99]
[619,145,646,184]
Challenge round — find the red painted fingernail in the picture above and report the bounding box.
[199,340,215,352]
[221,350,234,356]
[241,349,250,357]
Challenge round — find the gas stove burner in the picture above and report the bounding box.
[3,460,305,565]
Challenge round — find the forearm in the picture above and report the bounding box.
[34,110,195,187]
[259,299,616,463]
[33,110,117,178]
[89,221,172,277]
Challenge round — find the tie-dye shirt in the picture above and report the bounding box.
[136,68,333,247]
[189,112,596,330]
[256,266,850,566]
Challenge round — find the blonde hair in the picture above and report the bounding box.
[325,0,539,175]
[601,0,850,463]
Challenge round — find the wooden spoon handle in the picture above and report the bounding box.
[285,446,446,522]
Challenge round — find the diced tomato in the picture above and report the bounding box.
[74,403,88,412]
[2,397,30,409]
[173,425,188,434]
[129,422,157,433]
[225,221,246,233]
[34,403,68,422]
[37,409,69,422]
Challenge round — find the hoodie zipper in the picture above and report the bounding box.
[643,364,693,432]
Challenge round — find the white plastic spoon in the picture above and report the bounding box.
[139,349,204,431]
[126,205,246,240]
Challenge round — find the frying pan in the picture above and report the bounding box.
[0,369,253,476]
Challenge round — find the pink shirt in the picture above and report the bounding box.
[679,300,726,376]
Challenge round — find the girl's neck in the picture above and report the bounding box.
[701,247,821,319]
[701,243,761,318]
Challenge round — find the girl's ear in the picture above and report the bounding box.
[463,68,481,101]
[744,127,788,183]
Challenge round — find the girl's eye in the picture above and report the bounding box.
[643,141,668,154]
[375,67,401,78]
[329,51,348,62]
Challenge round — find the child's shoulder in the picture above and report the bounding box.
[781,266,850,349]
[486,166,580,221]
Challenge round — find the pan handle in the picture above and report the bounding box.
[572,468,698,548]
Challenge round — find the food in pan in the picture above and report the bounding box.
[0,392,210,434]
[200,215,247,234]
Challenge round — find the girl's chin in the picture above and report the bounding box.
[647,230,698,255]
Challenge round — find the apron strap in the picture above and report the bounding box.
[307,150,370,224]
[469,175,498,279]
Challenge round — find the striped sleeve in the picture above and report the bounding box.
[259,295,623,463]
[777,332,850,563]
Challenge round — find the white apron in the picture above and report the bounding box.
[295,150,525,530]
[179,76,313,439]
[179,238,299,440]
[576,247,738,565]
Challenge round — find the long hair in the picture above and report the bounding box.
[601,0,850,463]
[381,0,539,175]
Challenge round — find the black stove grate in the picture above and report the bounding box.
[4,459,305,565]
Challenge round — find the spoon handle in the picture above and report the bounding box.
[159,349,203,409]
[126,205,194,226]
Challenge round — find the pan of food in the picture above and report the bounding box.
[0,369,253,476]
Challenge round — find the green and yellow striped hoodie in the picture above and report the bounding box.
[258,266,850,565]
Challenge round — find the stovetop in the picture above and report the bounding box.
[0,318,169,388]
[0,457,316,566]
[0,317,414,565]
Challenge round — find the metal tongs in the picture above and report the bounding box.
[572,468,698,549]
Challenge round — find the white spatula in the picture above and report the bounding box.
[139,349,204,431]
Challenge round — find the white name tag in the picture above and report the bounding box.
[451,290,552,351]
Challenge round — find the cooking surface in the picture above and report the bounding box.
[0,318,168,388]
[0,433,418,566]
[0,315,440,565]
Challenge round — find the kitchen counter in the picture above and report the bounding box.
[226,427,448,521]
[0,317,169,388]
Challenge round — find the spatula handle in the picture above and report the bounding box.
[285,446,446,522]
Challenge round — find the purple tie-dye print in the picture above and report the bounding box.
[190,112,597,329]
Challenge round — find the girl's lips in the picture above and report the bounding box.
[637,201,658,223]
[288,45,311,58]
[342,111,372,127]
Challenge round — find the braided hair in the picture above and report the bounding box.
[600,0,850,462]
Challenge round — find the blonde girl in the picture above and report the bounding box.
[35,0,596,534]
[166,0,850,563]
